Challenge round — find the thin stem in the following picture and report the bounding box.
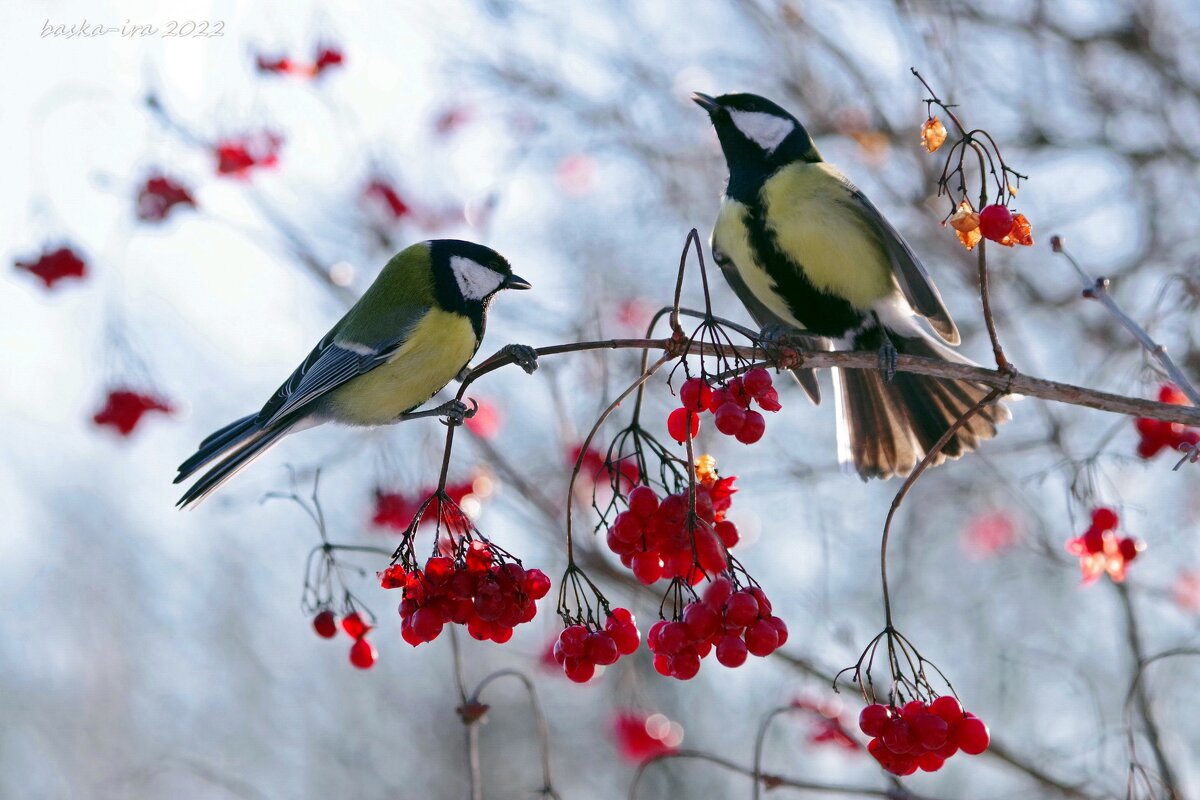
[971,141,1011,372]
[468,670,561,799]
[879,388,1004,626]
[1114,582,1180,798]
[751,706,799,800]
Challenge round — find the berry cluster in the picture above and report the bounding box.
[606,475,737,586]
[312,609,378,669]
[612,710,683,762]
[1135,384,1198,459]
[1065,507,1143,584]
[646,576,787,680]
[859,696,989,775]
[381,542,551,646]
[948,201,1033,250]
[666,369,781,446]
[551,608,641,682]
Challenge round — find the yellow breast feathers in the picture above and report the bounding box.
[761,162,895,309]
[714,199,806,329]
[327,309,478,426]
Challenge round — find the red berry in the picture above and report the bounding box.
[1082,527,1105,554]
[715,634,748,667]
[411,608,444,642]
[313,610,338,639]
[882,718,915,754]
[724,591,759,627]
[669,650,701,680]
[1119,537,1141,562]
[563,656,595,683]
[900,700,926,721]
[714,520,739,549]
[585,631,620,665]
[647,620,668,651]
[401,619,422,647]
[1091,507,1119,532]
[628,485,660,519]
[349,637,377,669]
[679,377,713,412]
[742,368,773,397]
[929,695,964,724]
[523,568,552,600]
[916,751,945,773]
[656,621,689,655]
[713,403,746,435]
[667,408,700,443]
[683,602,720,641]
[341,611,370,640]
[978,204,1014,242]
[735,410,765,444]
[727,377,751,407]
[858,704,891,737]
[913,711,950,750]
[703,576,734,609]
[559,625,588,658]
[631,552,665,584]
[606,611,640,655]
[745,618,779,656]
[956,717,990,755]
[766,615,788,647]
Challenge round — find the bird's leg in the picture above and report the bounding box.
[399,398,478,426]
[873,315,898,383]
[500,343,539,375]
[757,322,799,348]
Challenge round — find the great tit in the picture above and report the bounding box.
[693,92,1008,479]
[175,239,532,507]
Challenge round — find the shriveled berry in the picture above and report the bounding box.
[979,204,1014,242]
[667,408,700,443]
[858,704,891,737]
[313,610,338,639]
[349,637,377,669]
[755,386,782,412]
[679,377,713,412]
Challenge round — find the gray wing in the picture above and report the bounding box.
[848,186,961,345]
[711,243,825,405]
[255,318,421,427]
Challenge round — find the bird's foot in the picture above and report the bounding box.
[877,339,898,383]
[757,322,799,348]
[401,398,478,426]
[502,343,539,375]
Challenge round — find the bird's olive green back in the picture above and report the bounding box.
[336,243,437,346]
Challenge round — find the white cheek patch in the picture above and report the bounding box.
[450,255,505,301]
[728,109,795,153]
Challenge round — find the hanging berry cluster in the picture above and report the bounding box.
[859,695,989,775]
[300,531,382,670]
[1135,384,1198,459]
[647,573,786,680]
[839,625,988,775]
[553,566,642,682]
[667,368,781,445]
[912,70,1033,253]
[313,609,378,669]
[380,492,551,646]
[1065,507,1144,585]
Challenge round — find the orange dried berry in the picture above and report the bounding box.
[921,117,947,153]
[999,213,1034,247]
[948,200,981,233]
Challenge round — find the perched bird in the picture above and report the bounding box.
[693,91,1007,479]
[175,239,533,507]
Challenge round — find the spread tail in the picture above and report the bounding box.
[834,330,1009,480]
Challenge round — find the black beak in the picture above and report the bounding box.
[691,92,720,114]
[504,274,532,290]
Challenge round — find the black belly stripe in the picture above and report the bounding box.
[741,200,865,338]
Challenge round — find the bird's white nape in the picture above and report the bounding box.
[728,109,795,153]
[450,255,505,301]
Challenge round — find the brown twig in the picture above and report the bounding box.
[467,670,561,799]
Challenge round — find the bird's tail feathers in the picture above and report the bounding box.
[834,329,1009,480]
[175,423,295,508]
[175,414,261,484]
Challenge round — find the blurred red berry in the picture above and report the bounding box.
[136,175,195,222]
[15,245,87,289]
[92,389,172,436]
[349,637,377,669]
[312,610,337,639]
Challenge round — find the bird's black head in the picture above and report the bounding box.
[692,92,821,202]
[431,239,530,306]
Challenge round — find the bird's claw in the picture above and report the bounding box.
[878,340,898,383]
[439,398,478,427]
[757,322,799,348]
[502,343,539,375]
